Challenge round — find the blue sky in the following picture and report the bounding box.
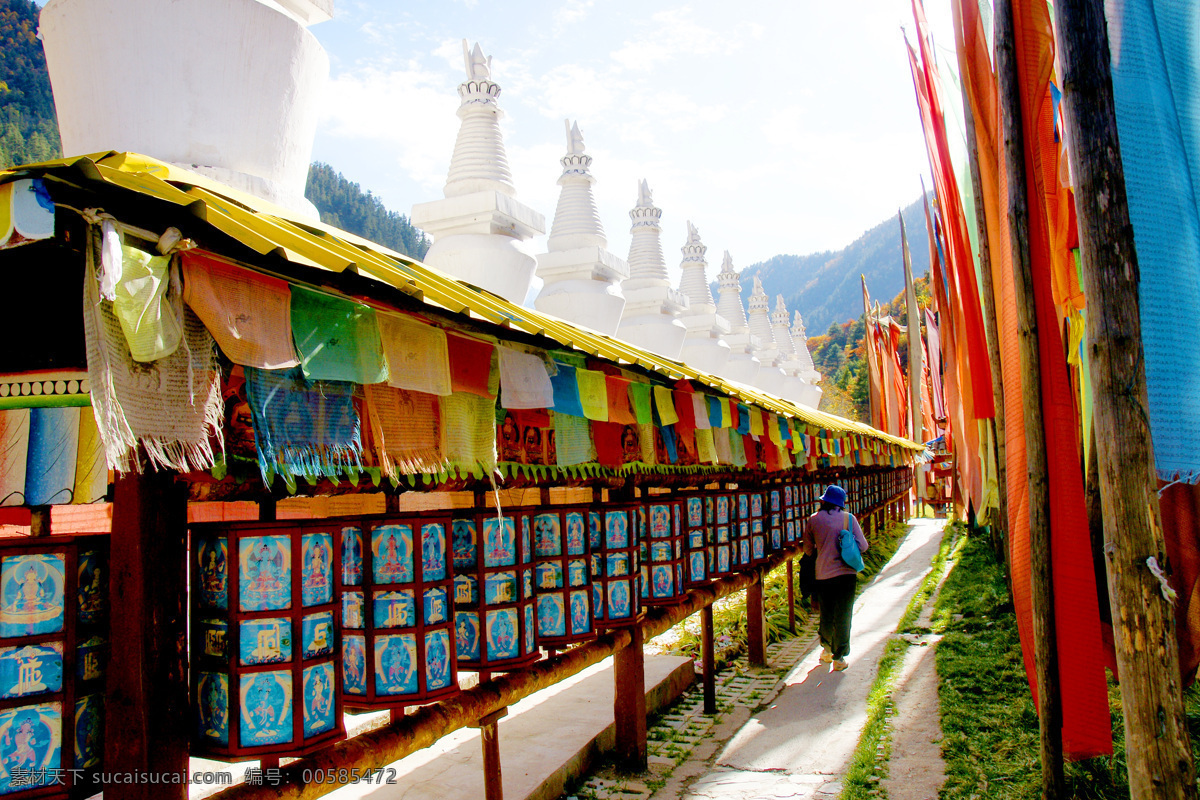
[307,1,959,281]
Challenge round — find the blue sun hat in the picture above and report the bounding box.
[820,485,847,509]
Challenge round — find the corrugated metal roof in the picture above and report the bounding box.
[5,152,920,451]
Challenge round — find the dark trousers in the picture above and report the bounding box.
[815,575,858,659]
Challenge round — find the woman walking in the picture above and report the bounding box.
[801,484,867,671]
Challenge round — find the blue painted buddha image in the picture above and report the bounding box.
[565,513,585,556]
[752,494,763,517]
[76,549,106,626]
[0,703,59,791]
[521,517,532,564]
[197,537,228,610]
[690,553,706,582]
[605,512,628,549]
[486,608,519,660]
[705,496,714,524]
[588,512,602,550]
[301,532,333,607]
[771,491,781,512]
[592,584,603,619]
[453,519,477,572]
[374,634,417,696]
[239,536,290,613]
[524,606,535,654]
[303,662,335,738]
[425,630,452,690]
[533,514,561,557]
[341,526,363,587]
[569,591,590,635]
[0,555,65,638]
[421,523,446,581]
[196,672,228,744]
[717,496,729,524]
[342,635,366,695]
[372,525,414,585]
[717,546,730,573]
[483,517,516,568]
[456,612,480,662]
[74,693,102,769]
[650,505,670,538]
[687,498,703,527]
[240,671,292,746]
[536,595,565,638]
[608,581,631,619]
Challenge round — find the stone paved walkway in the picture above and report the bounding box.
[566,518,948,800]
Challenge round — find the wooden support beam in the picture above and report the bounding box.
[613,625,647,773]
[701,605,717,715]
[106,469,189,800]
[994,0,1064,794]
[746,577,766,668]
[1052,0,1199,794]
[476,708,508,800]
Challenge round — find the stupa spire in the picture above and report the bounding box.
[411,40,545,304]
[616,179,687,359]
[535,120,627,335]
[772,295,795,356]
[715,251,749,332]
[677,221,714,310]
[444,40,513,197]
[746,276,777,351]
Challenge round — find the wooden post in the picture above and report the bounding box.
[29,506,50,537]
[746,575,766,668]
[786,558,796,634]
[701,604,717,715]
[950,0,1009,564]
[1053,0,1198,794]
[613,625,647,772]
[995,0,1064,794]
[106,469,189,800]
[476,707,508,800]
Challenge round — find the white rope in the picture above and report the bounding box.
[1146,556,1178,603]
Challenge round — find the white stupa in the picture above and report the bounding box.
[714,251,761,385]
[534,121,628,335]
[746,276,787,398]
[771,295,814,406]
[40,0,333,217]
[411,42,546,305]
[792,310,824,407]
[615,181,688,360]
[675,222,731,374]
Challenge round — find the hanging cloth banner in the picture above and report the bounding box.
[713,425,733,464]
[762,438,781,472]
[659,424,679,464]
[73,407,108,505]
[767,414,783,447]
[692,395,712,430]
[113,244,183,363]
[695,428,717,464]
[244,366,362,482]
[749,408,765,438]
[549,362,585,417]
[448,333,496,399]
[735,404,751,435]
[637,422,657,465]
[378,311,452,396]
[182,250,300,370]
[291,285,387,384]
[497,409,552,465]
[575,369,609,422]
[729,429,747,467]
[592,421,624,467]
[729,401,740,432]
[629,383,653,425]
[441,391,497,475]
[555,412,596,466]
[0,409,29,506]
[673,390,696,437]
[706,396,723,429]
[25,406,80,506]
[497,346,553,410]
[653,387,679,426]
[363,384,446,477]
[84,257,224,475]
[605,376,637,425]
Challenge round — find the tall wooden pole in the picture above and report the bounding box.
[861,276,878,429]
[900,210,923,447]
[1052,0,1198,794]
[994,0,1063,795]
[613,625,648,772]
[746,575,766,668]
[949,0,1009,562]
[106,469,190,800]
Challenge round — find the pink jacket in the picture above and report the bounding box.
[802,509,867,580]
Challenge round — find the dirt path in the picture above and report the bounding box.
[882,635,946,800]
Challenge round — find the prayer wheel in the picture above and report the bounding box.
[589,502,642,629]
[191,519,344,759]
[530,505,596,648]
[451,510,538,670]
[639,497,686,606]
[680,494,712,589]
[337,513,458,709]
[708,492,735,579]
[0,534,108,797]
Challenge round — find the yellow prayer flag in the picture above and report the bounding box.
[653,386,679,426]
[695,428,717,464]
[576,369,609,422]
[749,409,764,437]
[719,397,732,428]
[767,414,782,446]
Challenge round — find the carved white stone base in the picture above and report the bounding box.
[412,189,545,241]
[680,337,731,376]
[754,366,787,399]
[422,233,536,305]
[615,316,688,361]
